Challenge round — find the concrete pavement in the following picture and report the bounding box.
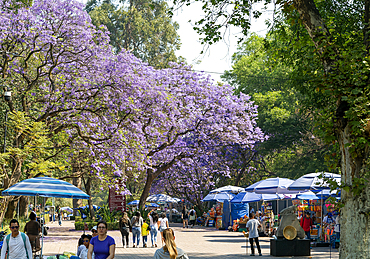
[42,220,339,258]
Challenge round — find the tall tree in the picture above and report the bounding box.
[171,0,370,257]
[223,33,331,179]
[86,0,181,68]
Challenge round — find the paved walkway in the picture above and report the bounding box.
[42,221,339,259]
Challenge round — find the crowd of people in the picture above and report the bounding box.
[1,213,189,259]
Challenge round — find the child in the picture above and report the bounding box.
[141,218,149,247]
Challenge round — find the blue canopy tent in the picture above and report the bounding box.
[288,172,341,239]
[231,192,283,203]
[288,172,341,192]
[2,176,89,257]
[245,177,296,195]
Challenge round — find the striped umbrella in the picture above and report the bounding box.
[1,176,89,199]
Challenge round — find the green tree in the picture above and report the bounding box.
[0,111,65,219]
[173,0,370,256]
[223,34,331,180]
[86,0,182,68]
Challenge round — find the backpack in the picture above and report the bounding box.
[6,232,29,259]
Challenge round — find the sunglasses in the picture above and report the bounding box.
[10,226,19,229]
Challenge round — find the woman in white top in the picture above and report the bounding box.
[158,212,169,246]
[148,210,159,247]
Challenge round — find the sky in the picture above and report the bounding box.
[171,2,273,82]
[78,0,273,83]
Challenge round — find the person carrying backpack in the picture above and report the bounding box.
[0,219,32,259]
[188,206,196,228]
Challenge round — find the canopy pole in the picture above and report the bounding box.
[41,197,45,258]
[321,196,323,241]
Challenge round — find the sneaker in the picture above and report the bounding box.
[155,244,157,247]
[144,244,147,248]
[151,245,154,248]
[259,253,262,256]
[133,244,136,248]
[250,254,255,256]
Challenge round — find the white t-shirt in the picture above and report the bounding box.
[149,215,158,229]
[159,218,168,229]
[246,219,261,239]
[0,233,33,259]
[334,215,340,233]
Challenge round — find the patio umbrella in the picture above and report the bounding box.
[60,207,73,213]
[296,191,319,200]
[209,185,244,194]
[245,177,299,213]
[127,200,139,206]
[231,192,283,203]
[1,176,89,258]
[78,205,100,210]
[146,203,159,207]
[202,192,236,202]
[2,176,90,199]
[288,172,341,240]
[146,194,178,203]
[245,177,297,194]
[287,172,341,192]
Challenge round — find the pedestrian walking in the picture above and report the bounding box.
[158,212,169,246]
[181,206,188,228]
[246,213,262,256]
[154,228,189,259]
[188,206,196,228]
[88,221,115,259]
[24,212,41,252]
[300,211,313,240]
[141,219,149,247]
[334,213,340,240]
[119,212,131,248]
[0,219,33,259]
[148,210,159,247]
[131,211,143,248]
[58,210,62,226]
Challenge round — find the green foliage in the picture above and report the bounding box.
[74,221,119,230]
[96,204,122,223]
[86,0,182,68]
[0,111,68,190]
[222,33,332,180]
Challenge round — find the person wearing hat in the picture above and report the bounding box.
[300,211,313,240]
[91,226,98,237]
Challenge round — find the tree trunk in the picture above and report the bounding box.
[19,196,28,217]
[0,157,24,223]
[139,169,155,209]
[5,199,17,219]
[84,177,95,220]
[73,177,83,215]
[338,125,370,258]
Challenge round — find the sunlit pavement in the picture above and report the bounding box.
[42,220,339,258]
